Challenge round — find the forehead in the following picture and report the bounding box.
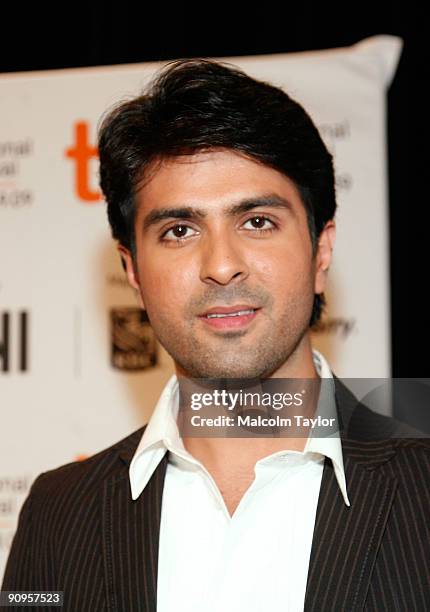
[135,149,306,216]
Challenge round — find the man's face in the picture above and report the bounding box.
[121,149,334,379]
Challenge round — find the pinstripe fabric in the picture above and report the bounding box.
[2,377,429,611]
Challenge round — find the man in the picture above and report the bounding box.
[2,58,429,611]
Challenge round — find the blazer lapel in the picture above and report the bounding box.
[304,448,398,611]
[304,377,399,611]
[102,433,168,612]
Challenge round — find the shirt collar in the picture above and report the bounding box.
[129,349,350,506]
[305,349,350,506]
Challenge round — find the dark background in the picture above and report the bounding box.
[0,5,423,377]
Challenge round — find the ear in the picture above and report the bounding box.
[117,245,146,310]
[314,220,336,295]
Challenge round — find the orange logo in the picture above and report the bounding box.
[75,454,89,462]
[65,121,102,202]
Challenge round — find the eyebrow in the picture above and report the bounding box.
[141,194,294,232]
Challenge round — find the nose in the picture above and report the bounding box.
[199,229,249,286]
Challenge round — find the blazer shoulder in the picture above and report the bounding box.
[334,374,429,444]
[1,425,148,592]
[30,424,147,499]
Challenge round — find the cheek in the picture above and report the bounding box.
[253,241,314,290]
[136,249,196,314]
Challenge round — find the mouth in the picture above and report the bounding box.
[198,305,261,330]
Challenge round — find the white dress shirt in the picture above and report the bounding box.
[129,349,350,612]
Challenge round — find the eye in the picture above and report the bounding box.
[242,215,276,232]
[160,224,198,242]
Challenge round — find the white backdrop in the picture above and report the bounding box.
[0,35,402,579]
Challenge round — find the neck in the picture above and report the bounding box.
[266,333,319,379]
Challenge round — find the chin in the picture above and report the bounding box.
[181,360,267,380]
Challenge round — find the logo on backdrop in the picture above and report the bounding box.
[65,121,102,203]
[0,311,29,373]
[0,475,31,554]
[313,316,356,339]
[110,307,157,371]
[0,139,34,208]
[318,120,353,191]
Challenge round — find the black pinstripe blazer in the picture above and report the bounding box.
[2,377,429,611]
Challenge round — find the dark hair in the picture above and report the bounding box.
[98,58,337,326]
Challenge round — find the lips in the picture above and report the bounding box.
[198,305,261,330]
[200,304,259,318]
